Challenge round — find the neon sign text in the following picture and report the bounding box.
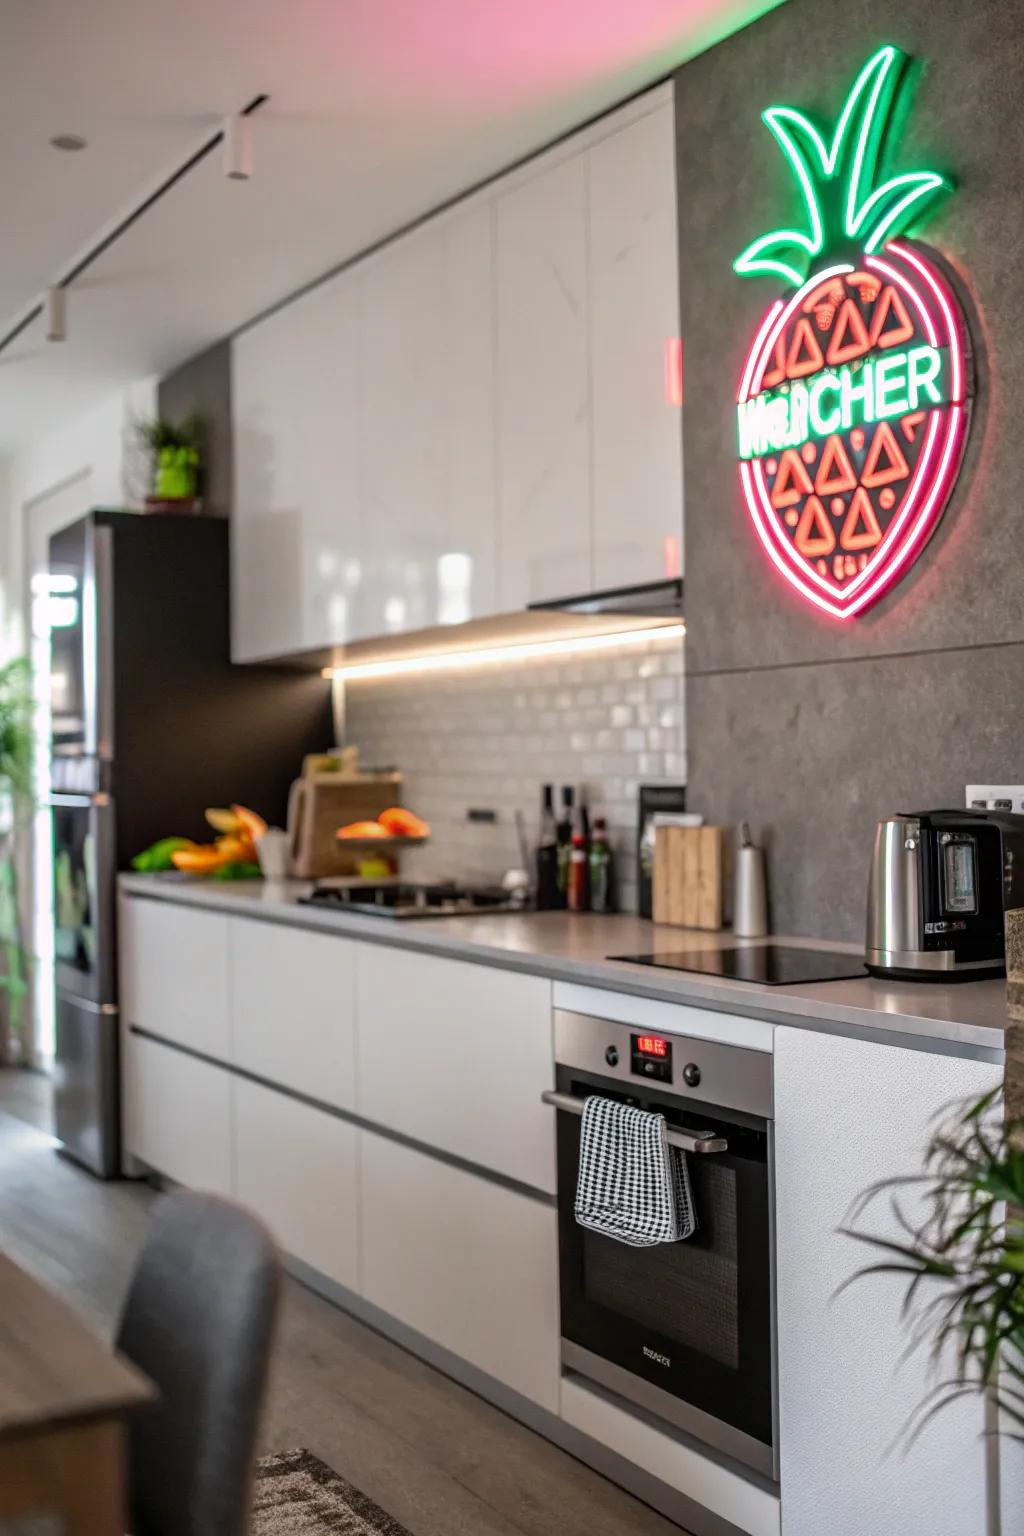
[737,344,946,459]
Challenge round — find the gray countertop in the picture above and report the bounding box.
[118,873,1013,1058]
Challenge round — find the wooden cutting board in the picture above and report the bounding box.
[652,825,726,931]
[287,772,403,878]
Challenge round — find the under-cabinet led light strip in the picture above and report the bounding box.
[323,622,686,682]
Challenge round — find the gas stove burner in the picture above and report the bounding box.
[299,880,528,920]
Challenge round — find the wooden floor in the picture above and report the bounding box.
[0,1069,684,1536]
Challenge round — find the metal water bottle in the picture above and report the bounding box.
[734,822,768,939]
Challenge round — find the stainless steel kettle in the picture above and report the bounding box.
[866,809,1024,981]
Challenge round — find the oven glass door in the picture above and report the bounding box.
[555,1068,773,1469]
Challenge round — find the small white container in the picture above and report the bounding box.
[734,824,768,939]
[255,827,291,881]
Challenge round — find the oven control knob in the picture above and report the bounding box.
[682,1062,701,1088]
[605,1045,619,1067]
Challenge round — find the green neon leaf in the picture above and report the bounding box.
[733,231,815,287]
[856,172,952,251]
[762,109,828,256]
[830,46,904,235]
[735,44,955,285]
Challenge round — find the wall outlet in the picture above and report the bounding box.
[965,784,1024,814]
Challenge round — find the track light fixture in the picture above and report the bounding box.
[45,286,66,343]
[223,114,252,181]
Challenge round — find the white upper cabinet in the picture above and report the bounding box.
[358,206,497,638]
[495,154,592,608]
[232,299,309,660]
[230,86,679,658]
[589,102,683,591]
[439,205,498,622]
[232,269,360,660]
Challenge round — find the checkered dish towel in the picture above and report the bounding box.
[574,1095,697,1247]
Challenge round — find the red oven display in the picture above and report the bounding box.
[636,1035,668,1057]
[630,1033,672,1081]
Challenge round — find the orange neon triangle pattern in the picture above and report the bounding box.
[826,300,872,365]
[840,488,883,551]
[761,333,788,390]
[861,421,911,488]
[869,285,916,350]
[814,434,857,495]
[794,496,836,557]
[770,448,815,508]
[786,318,825,379]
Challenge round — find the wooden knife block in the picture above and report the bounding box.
[287,772,403,879]
[653,825,726,930]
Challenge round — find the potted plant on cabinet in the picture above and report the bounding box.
[136,413,204,512]
[0,657,34,1064]
[847,1092,1024,1443]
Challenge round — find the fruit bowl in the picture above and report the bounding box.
[333,834,430,853]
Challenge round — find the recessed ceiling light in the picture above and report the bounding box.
[50,134,87,152]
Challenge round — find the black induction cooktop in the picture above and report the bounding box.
[608,944,869,986]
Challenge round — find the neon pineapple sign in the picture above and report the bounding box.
[733,46,972,619]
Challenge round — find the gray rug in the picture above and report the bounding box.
[255,1449,412,1536]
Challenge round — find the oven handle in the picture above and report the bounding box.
[540,1090,729,1155]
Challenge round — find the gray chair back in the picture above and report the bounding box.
[115,1191,281,1536]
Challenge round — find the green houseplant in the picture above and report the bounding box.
[136,413,203,506]
[847,1091,1024,1444]
[0,657,35,1060]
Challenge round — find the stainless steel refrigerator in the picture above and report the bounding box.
[48,509,331,1177]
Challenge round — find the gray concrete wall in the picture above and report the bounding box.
[675,0,1024,941]
[157,341,232,517]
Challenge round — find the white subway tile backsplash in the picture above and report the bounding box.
[344,633,686,909]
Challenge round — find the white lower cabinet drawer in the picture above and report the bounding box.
[233,1078,359,1291]
[123,1033,233,1196]
[356,943,555,1192]
[359,1130,560,1412]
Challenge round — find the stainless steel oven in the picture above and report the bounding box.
[545,1009,776,1480]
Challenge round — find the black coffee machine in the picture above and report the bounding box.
[865,809,1024,980]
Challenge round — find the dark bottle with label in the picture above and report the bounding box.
[589,816,614,913]
[536,784,562,910]
[556,786,575,896]
[567,833,588,912]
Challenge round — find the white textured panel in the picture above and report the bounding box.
[122,1033,233,1197]
[355,943,555,1192]
[774,1027,1000,1536]
[233,1078,359,1290]
[231,300,309,660]
[232,267,361,658]
[560,1377,780,1536]
[589,101,684,589]
[229,917,356,1109]
[439,202,498,621]
[294,274,361,650]
[119,896,230,1058]
[360,1130,560,1410]
[552,981,773,1052]
[358,223,448,639]
[495,153,592,607]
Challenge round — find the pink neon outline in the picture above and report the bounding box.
[890,239,964,400]
[736,244,969,618]
[738,300,784,403]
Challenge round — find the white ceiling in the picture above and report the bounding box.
[0,0,782,453]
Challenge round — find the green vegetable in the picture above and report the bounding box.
[210,861,263,882]
[131,837,193,873]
